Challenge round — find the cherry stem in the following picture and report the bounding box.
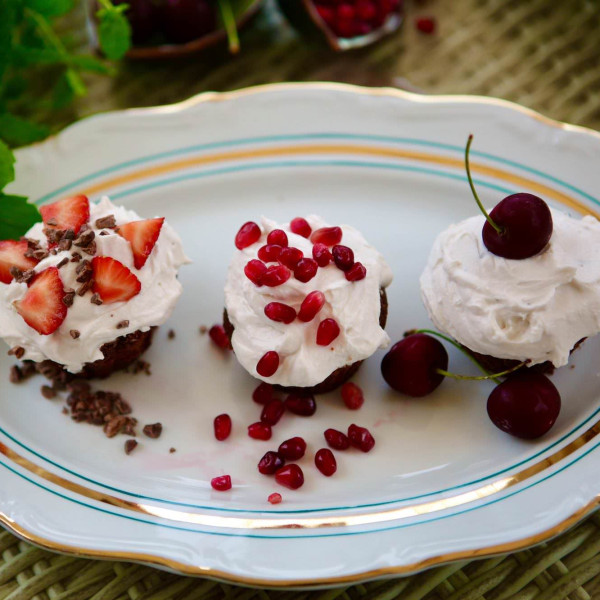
[465,134,503,235]
[407,328,502,383]
[436,361,527,381]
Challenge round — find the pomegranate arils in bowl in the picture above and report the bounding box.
[213,413,232,441]
[278,437,307,460]
[244,259,267,286]
[253,382,274,405]
[346,262,367,281]
[267,229,289,247]
[315,448,337,476]
[258,244,282,263]
[209,325,230,349]
[211,475,232,491]
[348,424,375,452]
[285,394,317,416]
[332,245,355,271]
[235,221,261,250]
[341,382,364,410]
[261,399,285,425]
[264,302,297,324]
[248,422,272,440]
[324,428,350,450]
[290,217,312,238]
[258,451,285,475]
[257,351,280,377]
[275,464,304,490]
[279,246,304,269]
[312,243,332,267]
[298,291,326,322]
[262,264,291,287]
[317,318,341,346]
[310,226,342,246]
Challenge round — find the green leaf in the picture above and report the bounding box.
[97,8,132,61]
[70,54,114,75]
[0,139,16,190]
[0,2,17,89]
[24,0,74,18]
[0,113,49,146]
[51,70,76,109]
[0,193,41,240]
[12,44,63,65]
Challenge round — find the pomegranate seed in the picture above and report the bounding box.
[261,399,285,425]
[312,243,332,267]
[332,245,355,271]
[278,437,307,460]
[268,492,283,504]
[348,424,375,452]
[290,217,312,238]
[213,413,232,441]
[267,229,288,247]
[248,421,272,440]
[315,448,337,476]
[275,464,304,490]
[235,222,261,250]
[253,382,274,405]
[258,244,282,263]
[285,394,317,416]
[294,258,318,283]
[209,324,230,349]
[345,262,367,282]
[341,382,364,410]
[244,259,267,286]
[416,16,436,34]
[337,4,355,20]
[258,451,285,474]
[279,246,304,269]
[211,475,232,491]
[334,18,355,38]
[356,0,377,21]
[257,351,280,377]
[324,428,350,450]
[298,291,325,322]
[264,302,297,324]
[310,226,343,246]
[317,318,340,346]
[263,265,291,287]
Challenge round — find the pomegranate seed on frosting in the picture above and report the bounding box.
[235,222,261,250]
[316,318,341,346]
[290,217,312,238]
[262,265,291,287]
[244,259,267,285]
[298,291,325,322]
[258,244,282,263]
[264,302,296,324]
[310,226,342,246]
[294,258,318,283]
[257,350,280,376]
[312,243,332,267]
[267,229,288,247]
[332,245,355,271]
[279,246,303,269]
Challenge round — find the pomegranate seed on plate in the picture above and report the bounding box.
[263,264,291,287]
[345,262,367,281]
[332,245,354,271]
[275,464,304,490]
[312,243,332,267]
[279,246,304,269]
[235,222,261,249]
[253,382,274,405]
[264,302,296,324]
[348,424,375,452]
[290,217,312,238]
[278,437,307,460]
[315,448,337,476]
[211,475,232,491]
[261,399,285,425]
[298,291,325,322]
[294,258,318,283]
[258,244,282,263]
[341,382,364,410]
[213,413,232,440]
[324,428,350,450]
[267,229,288,247]
[257,351,280,377]
[268,492,283,504]
[258,451,285,474]
[316,318,340,346]
[248,421,272,440]
[416,16,436,34]
[244,259,267,286]
[209,325,230,349]
[285,394,317,416]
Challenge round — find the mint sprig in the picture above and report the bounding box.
[96,0,132,61]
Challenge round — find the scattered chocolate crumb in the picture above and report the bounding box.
[99,231,108,236]
[82,241,97,256]
[63,229,75,241]
[41,385,56,400]
[70,329,80,339]
[104,415,130,438]
[8,346,25,359]
[116,320,130,329]
[10,267,35,284]
[80,224,90,233]
[90,293,103,305]
[46,218,58,226]
[63,289,76,307]
[32,249,49,261]
[96,215,116,229]
[199,325,208,334]
[570,364,575,369]
[77,279,94,296]
[131,360,151,376]
[56,257,69,269]
[168,329,175,340]
[9,365,22,384]
[75,260,93,283]
[125,439,138,455]
[143,422,162,439]
[74,230,95,248]
[62,407,68,415]
[71,252,82,262]
[21,361,36,378]
[169,447,176,453]
[58,238,72,251]
[50,248,58,255]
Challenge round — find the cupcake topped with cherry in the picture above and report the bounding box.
[0,194,188,379]
[223,215,393,394]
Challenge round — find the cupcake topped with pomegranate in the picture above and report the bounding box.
[224,216,392,393]
[0,195,188,377]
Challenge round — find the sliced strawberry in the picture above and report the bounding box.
[15,267,67,335]
[117,217,164,269]
[40,195,90,235]
[92,256,141,304]
[0,240,38,284]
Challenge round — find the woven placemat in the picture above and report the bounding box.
[4,0,600,598]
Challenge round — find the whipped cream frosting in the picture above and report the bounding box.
[420,209,600,367]
[0,196,189,372]
[224,216,393,387]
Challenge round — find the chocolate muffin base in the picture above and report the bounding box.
[31,328,156,387]
[223,288,388,395]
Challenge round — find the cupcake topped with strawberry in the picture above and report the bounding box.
[0,195,188,376]
[224,216,392,393]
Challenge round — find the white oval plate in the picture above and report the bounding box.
[2,83,600,588]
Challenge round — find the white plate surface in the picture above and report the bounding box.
[2,83,600,587]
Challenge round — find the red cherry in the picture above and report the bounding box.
[316,318,340,346]
[235,222,261,249]
[290,217,312,238]
[267,229,289,247]
[298,291,325,322]
[381,334,448,397]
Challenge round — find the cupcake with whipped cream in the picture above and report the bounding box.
[420,208,600,373]
[223,216,393,394]
[0,194,188,381]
